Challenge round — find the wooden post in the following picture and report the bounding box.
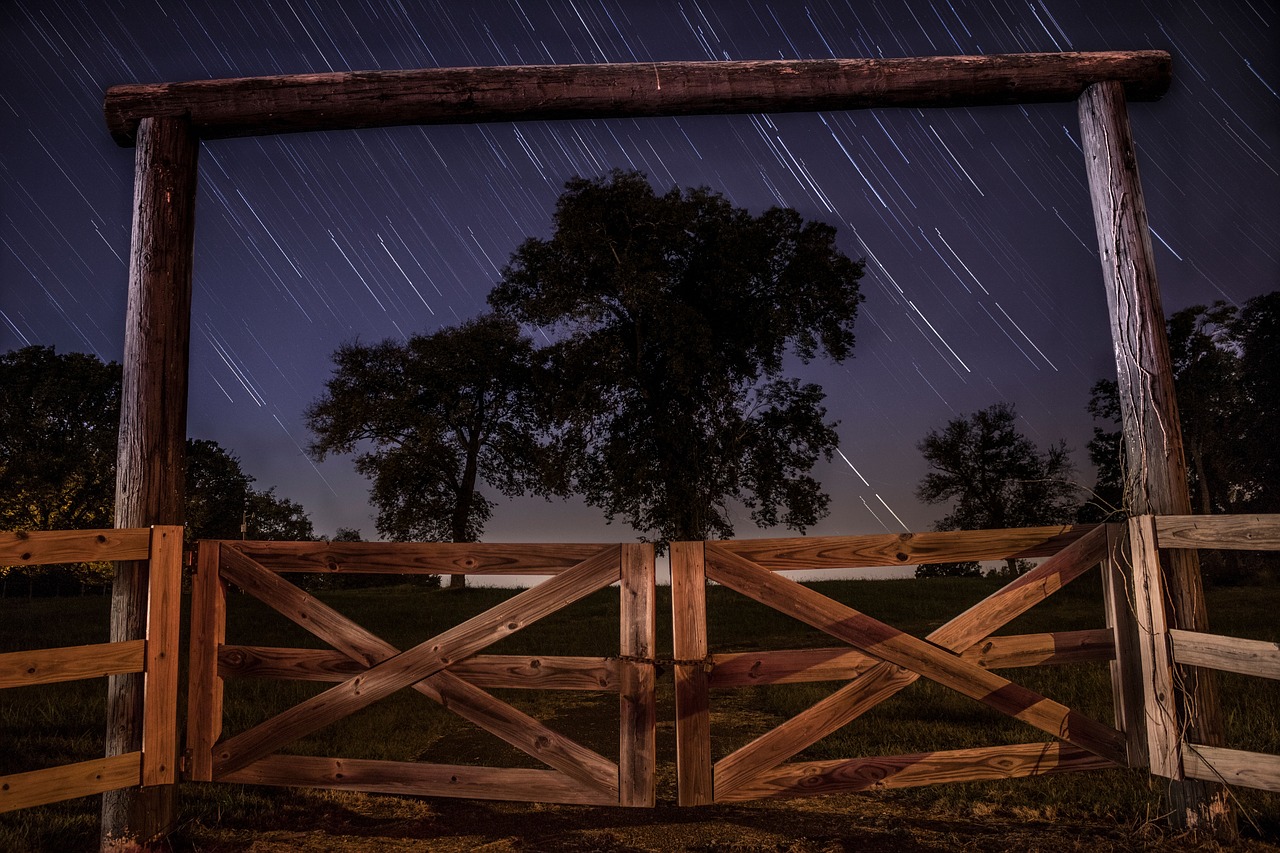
[1100,523,1148,767]
[619,543,656,807]
[105,115,198,851]
[671,541,712,805]
[1078,81,1234,839]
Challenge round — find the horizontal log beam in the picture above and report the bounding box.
[1170,630,1280,681]
[1155,514,1280,551]
[1182,743,1280,793]
[0,640,145,688]
[0,752,141,813]
[0,528,151,565]
[224,540,612,575]
[104,51,1171,146]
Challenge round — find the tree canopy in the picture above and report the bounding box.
[305,314,547,585]
[488,170,865,544]
[915,401,1077,576]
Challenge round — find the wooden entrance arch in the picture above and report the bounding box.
[101,49,1230,843]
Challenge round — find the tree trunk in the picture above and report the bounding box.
[103,115,198,852]
[1078,81,1235,841]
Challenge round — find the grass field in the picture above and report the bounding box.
[1,571,1278,851]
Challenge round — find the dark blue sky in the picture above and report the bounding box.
[2,1,1276,547]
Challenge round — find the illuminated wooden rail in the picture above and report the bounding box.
[0,527,181,813]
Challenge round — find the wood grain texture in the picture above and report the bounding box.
[710,648,880,687]
[959,629,1115,669]
[706,545,1127,765]
[219,755,618,805]
[0,528,150,565]
[1102,523,1149,767]
[219,646,618,690]
[225,540,611,575]
[141,525,182,787]
[671,541,712,806]
[0,640,144,688]
[718,743,1115,801]
[212,546,620,778]
[1182,744,1280,793]
[715,524,1096,571]
[1155,514,1280,551]
[104,52,1171,145]
[186,541,226,781]
[619,543,657,807]
[1170,630,1280,681]
[0,752,141,814]
[1129,516,1182,780]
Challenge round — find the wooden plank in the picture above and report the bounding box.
[212,546,620,778]
[0,752,142,813]
[1182,744,1280,793]
[718,742,1115,802]
[1129,516,1182,780]
[959,629,1115,670]
[1102,523,1149,767]
[671,541,712,806]
[186,541,226,782]
[141,525,182,787]
[104,52,1171,145]
[710,526,1112,797]
[619,543,657,807]
[1170,630,1280,681]
[716,524,1095,571]
[1155,514,1280,551]
[0,640,144,688]
[0,528,151,565]
[219,646,618,691]
[424,669,620,798]
[220,755,618,805]
[706,545,1128,765]
[226,540,611,575]
[710,648,880,687]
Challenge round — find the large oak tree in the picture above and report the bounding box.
[489,170,864,544]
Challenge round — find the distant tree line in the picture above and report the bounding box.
[0,345,313,596]
[914,291,1279,584]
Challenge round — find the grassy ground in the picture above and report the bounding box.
[1,572,1278,851]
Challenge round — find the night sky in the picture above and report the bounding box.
[2,1,1277,551]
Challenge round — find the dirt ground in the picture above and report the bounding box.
[179,788,1279,852]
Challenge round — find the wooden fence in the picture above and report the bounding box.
[1130,514,1280,793]
[0,527,181,812]
[187,539,657,806]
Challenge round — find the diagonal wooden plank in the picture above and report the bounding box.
[212,545,621,777]
[706,543,1127,778]
[711,526,1112,796]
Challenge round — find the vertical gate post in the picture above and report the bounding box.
[1101,523,1148,767]
[671,541,712,805]
[1078,81,1234,839]
[619,543,657,806]
[106,115,199,850]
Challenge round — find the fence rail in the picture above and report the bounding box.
[0,526,181,812]
[1135,514,1280,793]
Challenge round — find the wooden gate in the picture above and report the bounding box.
[671,524,1137,804]
[187,539,656,806]
[0,527,181,812]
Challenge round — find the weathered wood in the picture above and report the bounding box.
[104,51,1171,145]
[141,526,181,788]
[619,543,657,807]
[1170,630,1280,681]
[212,547,620,777]
[710,529,1113,797]
[1102,523,1149,766]
[1155,514,1280,551]
[671,541,712,806]
[0,528,151,565]
[186,542,226,782]
[0,640,144,689]
[706,544,1128,765]
[718,742,1115,802]
[1129,516,1182,780]
[0,753,142,814]
[219,646,618,690]
[959,629,1115,670]
[1182,744,1280,793]
[220,755,618,805]
[717,524,1096,571]
[1079,79,1234,839]
[104,114,197,847]
[226,539,611,575]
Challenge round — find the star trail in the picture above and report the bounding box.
[1,1,1276,547]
